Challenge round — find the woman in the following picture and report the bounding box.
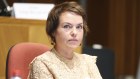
[28,1,102,79]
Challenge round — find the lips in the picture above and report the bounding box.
[68,39,79,45]
[68,39,78,41]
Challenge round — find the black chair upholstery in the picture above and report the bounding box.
[83,46,115,79]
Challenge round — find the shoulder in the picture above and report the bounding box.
[82,54,97,59]
[83,54,97,63]
[33,51,52,60]
[29,51,55,66]
[75,53,97,64]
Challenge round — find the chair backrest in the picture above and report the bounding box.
[83,46,115,79]
[6,42,50,79]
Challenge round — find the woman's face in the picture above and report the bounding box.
[54,11,84,49]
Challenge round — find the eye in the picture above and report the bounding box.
[76,25,83,29]
[63,24,72,29]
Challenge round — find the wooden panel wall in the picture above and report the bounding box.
[86,0,109,46]
[0,17,49,78]
[109,0,139,77]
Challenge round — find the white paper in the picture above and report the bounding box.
[12,3,54,20]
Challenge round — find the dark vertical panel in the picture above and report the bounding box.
[86,0,109,47]
[124,0,138,75]
[136,0,140,76]
[109,0,126,76]
[109,0,140,77]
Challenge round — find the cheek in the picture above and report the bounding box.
[60,34,68,40]
[79,31,84,39]
[56,31,68,41]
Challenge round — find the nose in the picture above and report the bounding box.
[71,27,77,37]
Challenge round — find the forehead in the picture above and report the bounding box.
[59,11,83,24]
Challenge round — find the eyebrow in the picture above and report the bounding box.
[63,22,83,25]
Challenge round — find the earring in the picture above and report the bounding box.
[51,37,55,45]
[51,42,54,45]
[51,41,55,45]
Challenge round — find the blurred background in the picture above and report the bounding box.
[0,0,140,79]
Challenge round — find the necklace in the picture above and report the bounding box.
[51,48,76,69]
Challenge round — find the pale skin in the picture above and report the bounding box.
[53,11,84,61]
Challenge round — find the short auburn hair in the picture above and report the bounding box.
[46,1,88,43]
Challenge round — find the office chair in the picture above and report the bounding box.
[83,45,115,79]
[6,42,50,79]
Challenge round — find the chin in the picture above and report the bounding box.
[68,44,80,49]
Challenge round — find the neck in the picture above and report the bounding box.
[52,47,76,69]
[54,46,74,60]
